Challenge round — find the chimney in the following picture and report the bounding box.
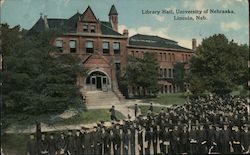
[123,29,129,37]
[192,38,197,51]
[44,15,49,28]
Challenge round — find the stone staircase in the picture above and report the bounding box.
[85,91,121,107]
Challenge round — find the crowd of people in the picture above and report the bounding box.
[26,95,250,155]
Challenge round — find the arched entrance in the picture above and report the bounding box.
[85,70,111,91]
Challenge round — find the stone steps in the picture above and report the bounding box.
[85,91,121,106]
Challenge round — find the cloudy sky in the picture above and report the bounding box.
[1,0,249,48]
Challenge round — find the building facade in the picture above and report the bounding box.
[29,5,194,99]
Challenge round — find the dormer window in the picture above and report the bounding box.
[83,24,88,32]
[55,40,63,52]
[90,25,96,33]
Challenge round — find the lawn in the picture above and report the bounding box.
[2,133,28,155]
[54,109,125,125]
[143,93,186,105]
[6,109,125,130]
[138,105,164,115]
[2,109,125,155]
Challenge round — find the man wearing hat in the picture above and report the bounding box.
[109,105,118,121]
[48,133,57,155]
[66,130,75,155]
[232,125,243,154]
[189,124,198,155]
[219,123,231,154]
[38,132,49,155]
[180,125,189,154]
[75,130,83,155]
[198,124,208,154]
[26,133,38,155]
[57,132,67,155]
[241,124,250,154]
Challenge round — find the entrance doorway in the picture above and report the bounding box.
[86,71,109,91]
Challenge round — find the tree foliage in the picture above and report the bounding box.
[188,34,248,94]
[1,24,85,121]
[125,53,159,96]
[173,62,186,91]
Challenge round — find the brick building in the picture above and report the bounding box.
[28,5,194,99]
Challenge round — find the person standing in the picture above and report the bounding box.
[197,124,208,154]
[232,125,243,154]
[57,132,67,155]
[66,130,75,155]
[189,125,198,155]
[135,104,139,118]
[38,133,49,155]
[109,105,118,121]
[219,124,231,154]
[26,133,38,155]
[75,130,83,155]
[145,126,154,155]
[48,133,57,155]
[241,125,250,154]
[180,125,189,154]
[137,124,145,155]
[149,103,153,113]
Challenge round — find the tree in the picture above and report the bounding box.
[173,62,186,91]
[188,34,248,94]
[1,24,85,127]
[125,53,159,96]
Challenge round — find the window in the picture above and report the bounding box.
[164,53,167,61]
[86,41,94,53]
[113,42,120,54]
[55,40,63,52]
[102,42,109,54]
[164,68,167,77]
[159,68,163,77]
[172,53,175,62]
[160,53,162,61]
[131,51,134,57]
[69,40,76,53]
[168,53,171,62]
[90,25,96,33]
[168,68,172,78]
[83,24,88,32]
[182,54,185,62]
[185,54,188,62]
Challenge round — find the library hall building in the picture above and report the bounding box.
[28,5,195,99]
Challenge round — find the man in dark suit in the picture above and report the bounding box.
[27,133,38,155]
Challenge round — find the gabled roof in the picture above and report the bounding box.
[81,6,98,22]
[129,34,191,51]
[109,5,118,15]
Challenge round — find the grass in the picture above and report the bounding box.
[6,109,125,130]
[138,105,164,115]
[142,93,186,105]
[2,109,125,155]
[2,133,28,155]
[54,109,125,125]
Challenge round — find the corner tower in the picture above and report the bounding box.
[109,5,118,32]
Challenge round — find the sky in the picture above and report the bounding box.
[1,0,249,49]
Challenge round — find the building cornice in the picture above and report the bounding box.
[127,45,194,53]
[64,32,128,39]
